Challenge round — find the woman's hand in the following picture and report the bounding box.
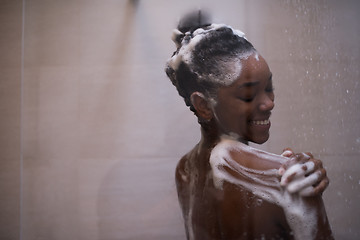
[278,148,329,197]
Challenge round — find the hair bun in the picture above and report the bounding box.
[177,10,212,34]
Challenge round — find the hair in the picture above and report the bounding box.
[165,11,257,114]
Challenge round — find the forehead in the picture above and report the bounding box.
[232,54,271,86]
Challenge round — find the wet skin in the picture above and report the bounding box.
[176,140,333,239]
[175,54,333,239]
[176,138,293,239]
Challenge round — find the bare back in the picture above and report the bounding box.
[176,143,292,240]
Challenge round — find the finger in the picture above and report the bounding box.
[295,152,312,164]
[281,148,294,158]
[311,178,330,196]
[310,158,323,172]
[279,153,312,176]
[282,161,315,183]
[279,157,298,176]
[299,186,315,197]
[305,152,314,158]
[282,147,293,153]
[280,161,315,186]
[279,148,294,173]
[281,150,294,158]
[299,171,329,197]
[286,170,322,193]
[283,153,310,169]
[299,182,327,197]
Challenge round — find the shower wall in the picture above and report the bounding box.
[0,0,22,239]
[0,0,359,239]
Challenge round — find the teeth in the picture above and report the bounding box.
[253,119,269,125]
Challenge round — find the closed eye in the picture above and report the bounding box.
[237,87,258,102]
[266,86,274,93]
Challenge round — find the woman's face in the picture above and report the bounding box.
[212,54,274,144]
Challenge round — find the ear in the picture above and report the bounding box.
[190,92,213,120]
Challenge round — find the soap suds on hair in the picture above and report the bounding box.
[198,50,257,88]
[168,24,246,73]
[169,24,228,71]
[209,138,319,240]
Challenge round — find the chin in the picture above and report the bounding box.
[251,134,270,144]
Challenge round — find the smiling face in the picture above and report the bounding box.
[211,53,275,144]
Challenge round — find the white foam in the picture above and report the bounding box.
[168,24,247,71]
[209,138,319,240]
[202,51,255,87]
[281,161,315,186]
[287,170,320,195]
[167,24,260,91]
[281,150,293,157]
[232,28,246,39]
[254,51,260,61]
[171,29,183,48]
[208,96,218,107]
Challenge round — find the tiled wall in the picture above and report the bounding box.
[0,0,359,239]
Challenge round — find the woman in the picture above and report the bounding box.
[165,12,333,240]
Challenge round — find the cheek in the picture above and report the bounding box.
[214,101,251,129]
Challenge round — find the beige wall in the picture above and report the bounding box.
[0,0,359,239]
[0,0,22,239]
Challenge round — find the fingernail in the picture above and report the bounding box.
[281,150,293,157]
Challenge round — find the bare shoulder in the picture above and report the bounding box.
[210,139,284,171]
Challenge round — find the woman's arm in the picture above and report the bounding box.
[209,139,334,240]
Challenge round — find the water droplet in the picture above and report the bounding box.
[256,198,263,206]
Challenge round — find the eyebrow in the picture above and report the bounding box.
[238,73,273,88]
[238,81,260,88]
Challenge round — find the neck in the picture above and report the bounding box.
[199,121,249,150]
[199,124,219,150]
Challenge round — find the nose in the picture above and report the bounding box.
[258,93,275,112]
